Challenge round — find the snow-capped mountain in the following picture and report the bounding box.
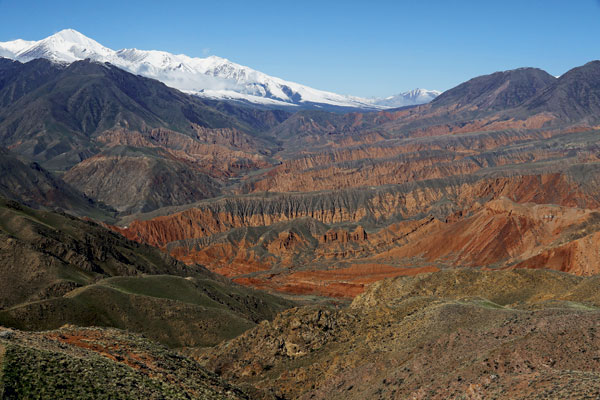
[0,29,440,110]
[369,89,442,108]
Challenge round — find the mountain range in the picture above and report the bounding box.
[0,57,288,171]
[3,32,600,398]
[0,29,440,110]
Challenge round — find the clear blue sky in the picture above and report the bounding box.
[1,0,599,97]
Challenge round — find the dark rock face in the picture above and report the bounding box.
[432,67,557,110]
[525,60,600,122]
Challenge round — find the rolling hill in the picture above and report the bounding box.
[0,198,293,347]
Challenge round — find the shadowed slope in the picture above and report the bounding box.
[0,147,115,220]
[524,60,600,123]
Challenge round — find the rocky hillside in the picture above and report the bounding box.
[431,67,556,110]
[62,146,222,214]
[201,269,600,399]
[0,326,251,399]
[524,60,600,123]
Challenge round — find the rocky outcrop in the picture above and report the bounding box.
[319,226,367,244]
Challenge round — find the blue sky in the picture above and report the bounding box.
[0,0,599,97]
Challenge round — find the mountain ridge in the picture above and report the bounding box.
[0,29,440,110]
[0,57,288,171]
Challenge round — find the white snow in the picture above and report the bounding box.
[0,29,440,109]
[367,89,442,108]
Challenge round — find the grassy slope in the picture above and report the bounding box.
[0,199,294,347]
[0,275,291,347]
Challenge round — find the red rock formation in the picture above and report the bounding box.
[116,172,599,247]
[107,169,600,298]
[319,227,367,244]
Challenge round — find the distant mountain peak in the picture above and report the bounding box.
[2,28,112,64]
[0,29,439,110]
[369,88,441,108]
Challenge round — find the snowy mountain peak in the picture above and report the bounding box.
[0,29,440,110]
[47,28,95,45]
[370,89,442,108]
[1,28,113,63]
[0,38,35,53]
